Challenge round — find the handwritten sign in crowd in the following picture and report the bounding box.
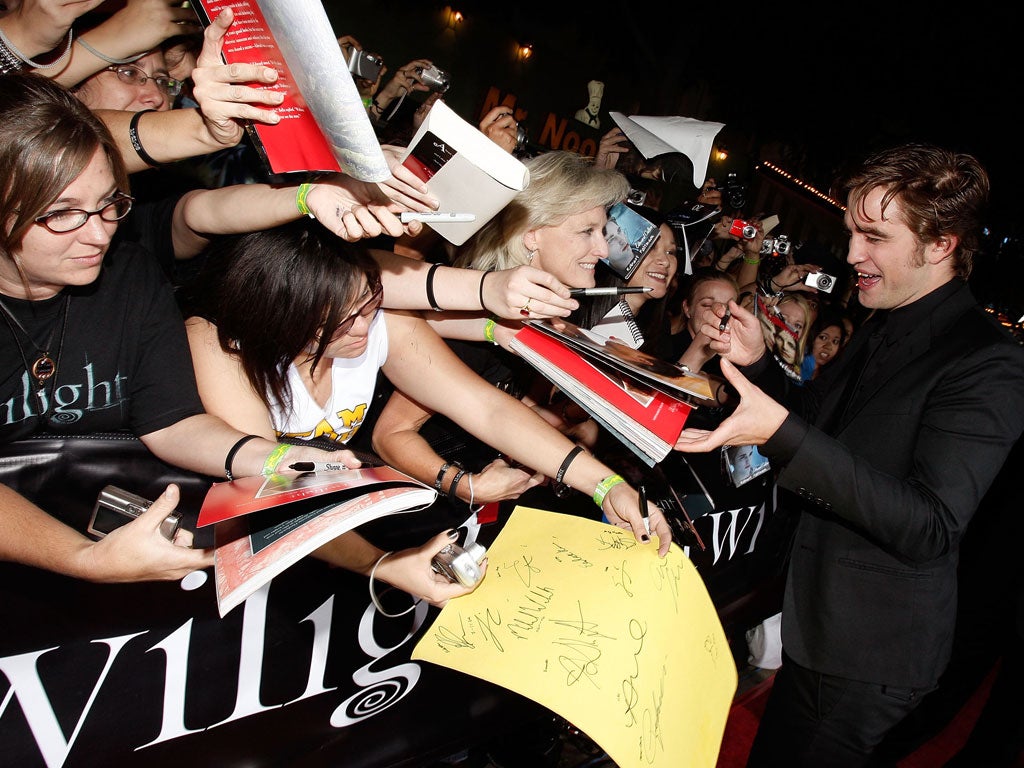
[412,506,737,768]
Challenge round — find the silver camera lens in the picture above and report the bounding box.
[804,272,836,293]
[416,66,451,94]
[515,123,528,152]
[741,225,758,239]
[431,542,486,587]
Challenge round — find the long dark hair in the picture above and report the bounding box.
[180,220,380,413]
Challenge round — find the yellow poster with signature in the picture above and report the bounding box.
[412,506,737,768]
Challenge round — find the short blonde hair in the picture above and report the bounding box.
[455,151,630,271]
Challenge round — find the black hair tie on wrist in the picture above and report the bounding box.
[225,434,261,481]
[478,268,494,311]
[425,262,443,312]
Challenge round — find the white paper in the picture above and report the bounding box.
[256,0,390,181]
[401,101,530,245]
[610,112,725,188]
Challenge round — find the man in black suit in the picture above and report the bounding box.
[674,143,1024,767]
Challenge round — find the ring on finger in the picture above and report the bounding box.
[520,298,532,317]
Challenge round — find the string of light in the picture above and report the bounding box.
[758,161,845,212]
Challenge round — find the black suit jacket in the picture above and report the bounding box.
[756,281,1024,688]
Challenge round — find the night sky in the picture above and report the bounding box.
[451,2,1023,229]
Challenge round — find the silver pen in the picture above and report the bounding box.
[568,286,653,297]
[719,309,732,332]
[400,212,476,223]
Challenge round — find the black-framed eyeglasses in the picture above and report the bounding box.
[34,193,134,234]
[330,283,384,339]
[105,64,183,97]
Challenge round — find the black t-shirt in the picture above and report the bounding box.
[0,241,204,443]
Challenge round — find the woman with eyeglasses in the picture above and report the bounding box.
[180,219,671,605]
[0,73,366,584]
[73,51,182,113]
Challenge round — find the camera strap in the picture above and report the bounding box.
[755,296,797,339]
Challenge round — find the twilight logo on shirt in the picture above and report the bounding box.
[0,365,128,427]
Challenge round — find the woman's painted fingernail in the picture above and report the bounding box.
[447,529,460,540]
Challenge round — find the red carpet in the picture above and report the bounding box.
[714,663,1000,768]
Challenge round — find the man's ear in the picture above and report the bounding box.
[929,234,959,264]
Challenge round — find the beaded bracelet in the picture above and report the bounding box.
[224,434,261,480]
[368,551,421,617]
[295,183,315,218]
[128,109,162,168]
[261,443,292,476]
[592,473,625,509]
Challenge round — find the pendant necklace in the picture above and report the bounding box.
[0,293,71,415]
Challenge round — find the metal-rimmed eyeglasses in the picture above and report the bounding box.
[329,283,384,340]
[34,193,134,234]
[105,64,183,97]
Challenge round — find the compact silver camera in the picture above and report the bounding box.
[514,123,529,154]
[431,542,487,587]
[415,65,451,94]
[627,187,648,206]
[761,234,792,257]
[88,485,181,541]
[804,271,836,293]
[347,49,383,82]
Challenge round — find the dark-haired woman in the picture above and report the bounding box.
[0,73,365,583]
[182,220,672,607]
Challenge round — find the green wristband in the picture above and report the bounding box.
[484,317,498,345]
[592,473,625,508]
[262,443,293,476]
[295,183,315,218]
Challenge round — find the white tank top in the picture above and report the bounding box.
[270,310,388,445]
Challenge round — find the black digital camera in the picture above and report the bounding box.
[715,172,747,210]
[88,485,181,540]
